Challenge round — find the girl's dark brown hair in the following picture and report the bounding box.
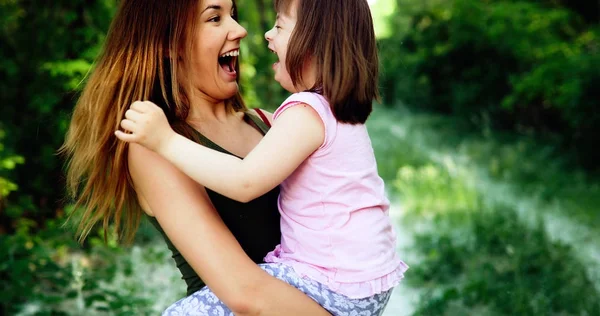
[275,0,379,124]
[60,0,245,244]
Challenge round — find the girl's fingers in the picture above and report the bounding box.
[114,130,137,142]
[120,119,137,132]
[130,100,152,113]
[124,109,143,122]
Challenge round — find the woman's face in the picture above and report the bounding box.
[184,0,247,102]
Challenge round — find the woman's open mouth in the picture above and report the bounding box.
[218,49,239,76]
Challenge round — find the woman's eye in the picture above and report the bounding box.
[209,16,221,22]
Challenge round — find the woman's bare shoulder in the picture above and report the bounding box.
[126,143,207,217]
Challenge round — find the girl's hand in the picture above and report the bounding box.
[115,101,175,154]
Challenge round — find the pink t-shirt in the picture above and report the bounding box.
[264,92,408,299]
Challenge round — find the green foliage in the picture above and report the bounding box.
[0,129,24,199]
[394,164,479,216]
[410,209,600,316]
[379,0,600,169]
[378,104,600,232]
[237,0,287,109]
[390,153,600,315]
[0,215,178,315]
[1,216,78,315]
[0,0,116,227]
[371,106,600,315]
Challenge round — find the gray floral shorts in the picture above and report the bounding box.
[163,263,394,316]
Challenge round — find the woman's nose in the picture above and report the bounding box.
[230,20,248,40]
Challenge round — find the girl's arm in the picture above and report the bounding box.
[117,101,324,202]
[128,143,329,316]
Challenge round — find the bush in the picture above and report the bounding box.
[379,0,600,169]
[0,129,23,202]
[0,215,176,315]
[0,0,117,233]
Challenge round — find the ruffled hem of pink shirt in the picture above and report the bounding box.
[264,250,409,299]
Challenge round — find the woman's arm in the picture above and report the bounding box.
[128,143,329,315]
[117,101,324,203]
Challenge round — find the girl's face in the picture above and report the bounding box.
[184,0,247,102]
[265,3,315,93]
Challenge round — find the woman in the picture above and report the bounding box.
[60,0,329,315]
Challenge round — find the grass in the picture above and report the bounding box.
[369,103,600,232]
[409,208,600,316]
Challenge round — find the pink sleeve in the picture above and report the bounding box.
[273,92,336,150]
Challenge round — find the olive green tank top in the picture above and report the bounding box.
[148,111,281,296]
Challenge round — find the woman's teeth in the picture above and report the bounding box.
[218,50,239,74]
[220,50,239,58]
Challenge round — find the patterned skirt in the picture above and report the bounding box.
[163,263,394,316]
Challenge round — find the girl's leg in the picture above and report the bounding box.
[162,285,232,316]
[163,263,394,316]
[264,263,394,316]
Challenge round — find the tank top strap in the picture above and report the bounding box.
[245,109,271,134]
[253,108,271,127]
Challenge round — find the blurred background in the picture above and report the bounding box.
[1,0,599,315]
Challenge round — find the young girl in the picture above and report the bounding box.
[116,0,407,315]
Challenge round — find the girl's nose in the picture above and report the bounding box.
[265,27,275,41]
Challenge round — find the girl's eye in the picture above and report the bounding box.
[209,16,221,22]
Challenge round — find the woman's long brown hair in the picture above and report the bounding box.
[60,0,245,244]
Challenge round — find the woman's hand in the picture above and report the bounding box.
[115,101,176,153]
